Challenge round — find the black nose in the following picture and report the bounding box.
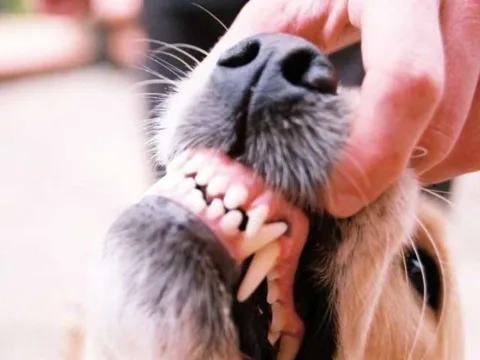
[212,33,338,115]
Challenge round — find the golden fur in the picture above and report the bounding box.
[64,190,464,359]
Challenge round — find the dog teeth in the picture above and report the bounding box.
[146,172,183,195]
[186,190,207,214]
[239,222,287,260]
[166,151,190,173]
[237,242,280,302]
[267,280,280,304]
[223,185,248,210]
[178,178,196,194]
[245,205,269,238]
[207,176,229,196]
[183,154,206,174]
[195,165,216,186]
[220,210,243,236]
[278,335,301,360]
[206,198,225,220]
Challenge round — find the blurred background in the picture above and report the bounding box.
[0,1,479,359]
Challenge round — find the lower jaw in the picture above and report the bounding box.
[148,147,310,360]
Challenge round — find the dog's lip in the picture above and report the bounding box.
[159,147,310,358]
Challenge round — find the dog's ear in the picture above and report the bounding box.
[414,195,464,359]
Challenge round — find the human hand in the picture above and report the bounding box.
[215,0,480,217]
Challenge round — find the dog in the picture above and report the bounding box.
[68,33,464,360]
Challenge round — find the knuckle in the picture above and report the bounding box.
[423,125,459,162]
[400,66,444,103]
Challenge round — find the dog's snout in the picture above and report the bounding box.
[214,33,338,114]
[281,49,337,94]
[217,39,260,69]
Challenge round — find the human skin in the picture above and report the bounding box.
[214,0,480,218]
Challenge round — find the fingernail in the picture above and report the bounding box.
[327,192,364,218]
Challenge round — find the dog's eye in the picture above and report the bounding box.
[404,248,441,312]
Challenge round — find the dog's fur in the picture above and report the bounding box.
[67,33,464,360]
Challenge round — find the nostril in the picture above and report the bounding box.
[281,50,338,94]
[218,40,261,68]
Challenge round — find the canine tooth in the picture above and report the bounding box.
[207,176,229,196]
[195,165,216,186]
[270,303,286,333]
[146,172,183,194]
[220,210,243,236]
[268,331,281,345]
[239,222,287,260]
[223,185,248,210]
[183,154,206,174]
[178,178,196,194]
[237,242,280,302]
[278,336,301,360]
[267,281,280,304]
[206,198,225,219]
[245,205,269,238]
[166,151,190,173]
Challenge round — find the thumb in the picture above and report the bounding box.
[213,0,356,55]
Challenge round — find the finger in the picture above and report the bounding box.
[91,0,142,24]
[411,1,480,174]
[420,80,480,184]
[324,0,444,217]
[211,0,355,55]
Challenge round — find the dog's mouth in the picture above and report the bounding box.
[150,147,310,359]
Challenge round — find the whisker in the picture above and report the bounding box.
[136,39,207,62]
[143,54,189,78]
[405,232,428,360]
[149,50,195,72]
[129,79,176,91]
[134,64,174,83]
[414,216,448,360]
[340,150,370,189]
[421,188,458,212]
[192,2,229,31]
[331,166,370,209]
[423,188,453,195]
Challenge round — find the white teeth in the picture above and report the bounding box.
[189,189,204,199]
[206,198,226,220]
[178,178,196,194]
[267,280,280,304]
[278,335,301,360]
[223,184,248,210]
[166,151,190,173]
[186,190,207,214]
[219,210,243,236]
[195,165,216,186]
[146,172,183,195]
[183,154,206,174]
[268,331,281,345]
[237,242,280,302]
[239,222,288,260]
[270,303,286,333]
[207,176,229,196]
[245,205,270,238]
